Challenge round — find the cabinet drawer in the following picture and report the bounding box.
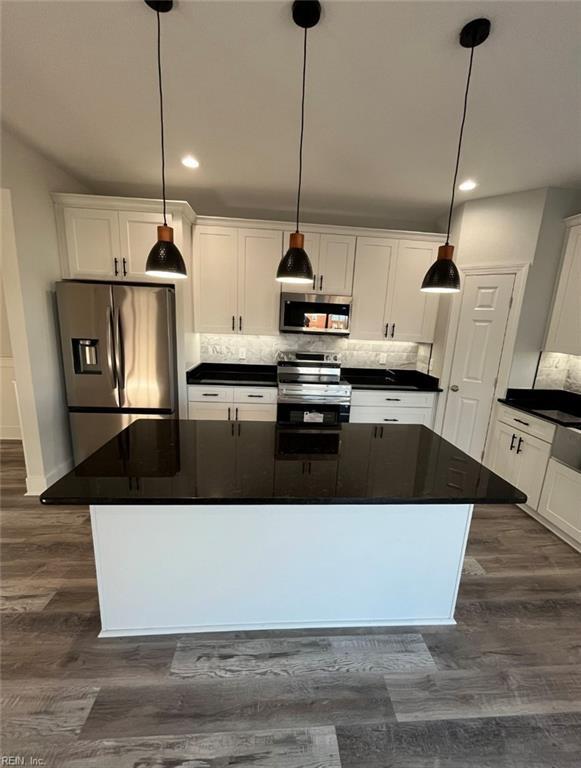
[234,387,277,404]
[497,405,556,443]
[188,386,234,403]
[351,390,436,409]
[188,402,232,420]
[350,406,433,425]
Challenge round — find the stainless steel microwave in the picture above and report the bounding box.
[279,293,352,336]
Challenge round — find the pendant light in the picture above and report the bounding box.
[144,0,187,280]
[276,1,321,284]
[421,18,491,293]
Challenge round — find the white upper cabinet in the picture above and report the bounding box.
[119,211,173,279]
[194,226,238,334]
[63,208,121,279]
[351,237,395,340]
[280,231,355,295]
[237,228,283,335]
[388,240,440,342]
[317,234,356,295]
[194,225,282,335]
[351,237,440,342]
[545,221,581,355]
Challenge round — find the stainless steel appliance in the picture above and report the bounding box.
[551,426,581,472]
[56,281,177,464]
[279,293,352,336]
[276,351,351,425]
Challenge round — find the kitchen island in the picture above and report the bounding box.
[41,420,525,637]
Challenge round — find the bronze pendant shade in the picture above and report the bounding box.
[276,1,321,284]
[421,18,491,293]
[144,1,187,280]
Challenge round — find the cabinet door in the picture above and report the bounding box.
[237,229,283,335]
[538,459,581,545]
[317,234,356,294]
[350,237,395,340]
[63,208,120,278]
[349,406,433,425]
[234,403,277,422]
[512,431,551,511]
[545,225,581,355]
[188,402,232,421]
[119,211,173,279]
[194,226,238,333]
[387,241,440,342]
[236,421,275,497]
[281,231,320,293]
[487,420,517,484]
[194,421,236,496]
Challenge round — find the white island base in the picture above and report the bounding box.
[90,502,473,637]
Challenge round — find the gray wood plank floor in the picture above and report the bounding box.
[1,439,581,767]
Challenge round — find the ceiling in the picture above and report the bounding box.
[2,1,581,231]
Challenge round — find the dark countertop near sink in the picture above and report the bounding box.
[187,363,441,392]
[498,388,581,429]
[41,419,525,506]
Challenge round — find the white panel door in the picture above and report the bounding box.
[487,419,518,484]
[387,241,440,342]
[511,431,551,511]
[545,225,581,355]
[119,211,173,278]
[281,231,320,293]
[64,207,120,278]
[238,229,283,335]
[317,234,356,294]
[350,237,395,340]
[194,226,238,334]
[443,273,515,459]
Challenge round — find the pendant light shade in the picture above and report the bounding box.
[276,1,321,284]
[421,18,491,294]
[144,0,187,280]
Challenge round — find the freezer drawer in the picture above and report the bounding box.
[69,411,170,465]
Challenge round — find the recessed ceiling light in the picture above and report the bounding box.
[181,155,199,169]
[459,179,477,191]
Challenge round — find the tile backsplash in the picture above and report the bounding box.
[200,334,432,373]
[535,352,581,394]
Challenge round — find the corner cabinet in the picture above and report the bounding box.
[54,194,195,282]
[544,218,581,355]
[193,226,283,335]
[351,237,440,342]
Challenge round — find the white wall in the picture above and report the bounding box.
[0,277,21,439]
[1,126,91,492]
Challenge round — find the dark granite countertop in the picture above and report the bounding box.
[498,388,581,428]
[41,420,525,506]
[186,364,441,392]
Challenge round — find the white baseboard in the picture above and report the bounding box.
[519,503,581,554]
[25,457,73,497]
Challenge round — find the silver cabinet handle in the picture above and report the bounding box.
[319,275,323,290]
[450,385,459,392]
[391,323,395,338]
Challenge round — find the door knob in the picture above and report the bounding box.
[450,385,459,392]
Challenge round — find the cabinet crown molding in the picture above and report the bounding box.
[51,193,197,225]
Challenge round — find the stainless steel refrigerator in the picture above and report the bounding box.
[56,281,177,464]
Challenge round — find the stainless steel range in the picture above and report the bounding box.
[276,351,351,425]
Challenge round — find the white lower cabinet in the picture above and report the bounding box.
[487,406,554,512]
[187,385,276,422]
[537,459,581,548]
[349,390,436,427]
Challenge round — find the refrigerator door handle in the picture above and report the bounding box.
[115,307,126,392]
[108,307,118,392]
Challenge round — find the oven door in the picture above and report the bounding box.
[280,293,351,335]
[277,401,350,426]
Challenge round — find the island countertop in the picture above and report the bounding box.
[41,420,526,506]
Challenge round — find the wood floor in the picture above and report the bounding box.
[1,439,581,767]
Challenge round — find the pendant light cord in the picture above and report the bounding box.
[295,27,308,233]
[445,44,475,244]
[156,10,167,226]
